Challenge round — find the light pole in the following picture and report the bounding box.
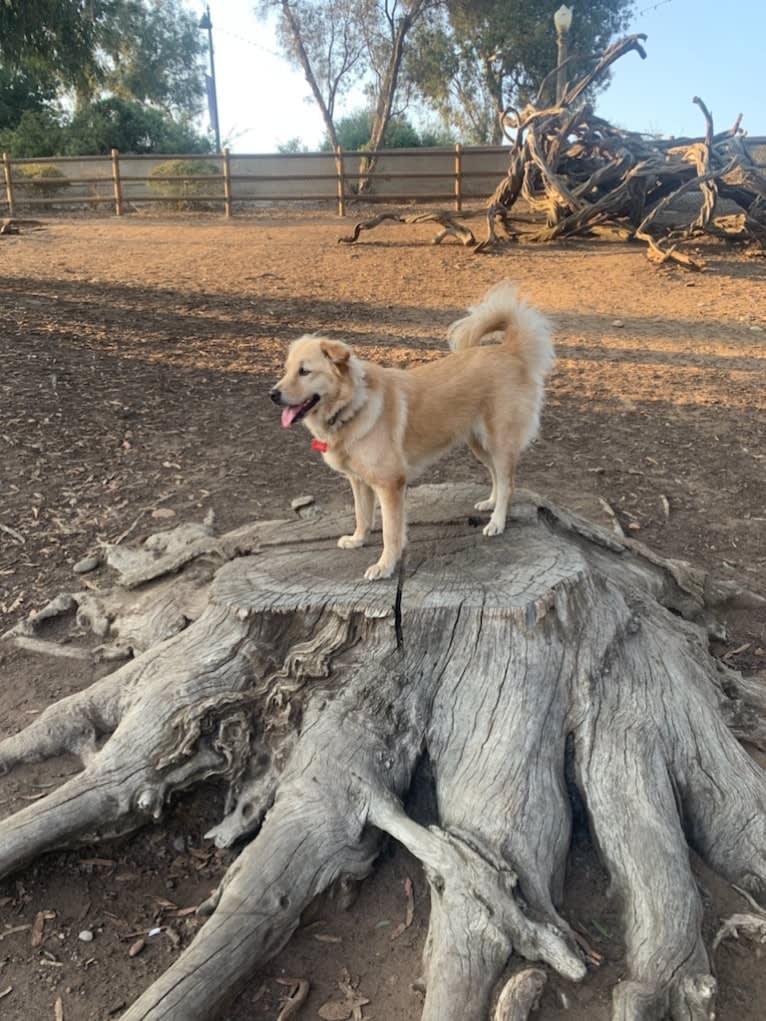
[553,5,573,105]
[199,5,221,153]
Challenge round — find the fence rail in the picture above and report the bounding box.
[3,140,766,219]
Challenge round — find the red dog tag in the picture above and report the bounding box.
[311,439,329,453]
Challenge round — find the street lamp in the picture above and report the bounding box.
[199,5,221,153]
[553,5,573,104]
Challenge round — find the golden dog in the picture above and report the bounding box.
[270,281,554,580]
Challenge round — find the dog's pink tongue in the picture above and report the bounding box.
[281,405,301,429]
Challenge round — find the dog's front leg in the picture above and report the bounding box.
[338,476,376,550]
[364,479,405,581]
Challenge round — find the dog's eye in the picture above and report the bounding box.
[298,367,311,376]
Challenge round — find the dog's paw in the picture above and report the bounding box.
[483,519,505,537]
[364,559,396,581]
[474,498,495,512]
[338,534,366,550]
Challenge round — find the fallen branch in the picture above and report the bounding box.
[338,210,476,247]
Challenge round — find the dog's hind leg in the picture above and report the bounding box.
[483,450,517,537]
[467,436,497,512]
[338,476,376,550]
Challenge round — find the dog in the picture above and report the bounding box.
[270,281,554,580]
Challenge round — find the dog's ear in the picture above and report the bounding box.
[319,339,351,367]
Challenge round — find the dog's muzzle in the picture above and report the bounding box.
[269,388,283,405]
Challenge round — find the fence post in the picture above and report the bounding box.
[222,146,233,218]
[2,153,16,217]
[335,146,346,217]
[111,148,123,216]
[454,143,463,212]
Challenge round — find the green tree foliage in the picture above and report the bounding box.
[86,0,206,119]
[0,65,59,130]
[0,0,208,155]
[64,97,209,155]
[0,101,208,157]
[277,137,310,153]
[321,108,454,150]
[0,1,97,81]
[0,1,204,111]
[0,110,64,158]
[409,0,634,143]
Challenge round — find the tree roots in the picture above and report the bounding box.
[336,36,766,269]
[1,483,765,1020]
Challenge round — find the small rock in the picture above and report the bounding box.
[73,555,100,575]
[78,930,94,943]
[291,494,318,520]
[151,508,176,520]
[611,319,625,328]
[749,324,763,332]
[290,495,315,512]
[172,835,186,853]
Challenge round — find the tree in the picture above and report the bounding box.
[0,64,64,156]
[82,0,206,119]
[359,0,442,158]
[63,96,209,155]
[0,110,65,158]
[2,483,765,1020]
[262,0,439,163]
[277,136,310,153]
[0,98,209,158]
[0,64,60,131]
[409,0,634,143]
[320,107,455,150]
[0,1,207,150]
[0,0,98,82]
[259,0,367,152]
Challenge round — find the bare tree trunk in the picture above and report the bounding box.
[368,13,410,152]
[358,0,436,192]
[357,8,412,193]
[279,0,341,151]
[2,483,765,1021]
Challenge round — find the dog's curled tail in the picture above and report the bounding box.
[447,280,554,381]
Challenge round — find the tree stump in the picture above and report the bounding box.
[2,483,765,1021]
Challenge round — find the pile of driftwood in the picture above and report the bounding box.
[342,35,766,269]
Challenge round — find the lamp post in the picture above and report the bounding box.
[199,4,221,153]
[553,5,573,105]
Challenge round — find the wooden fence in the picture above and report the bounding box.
[1,145,511,218]
[3,140,766,219]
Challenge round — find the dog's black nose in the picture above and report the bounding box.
[269,388,282,405]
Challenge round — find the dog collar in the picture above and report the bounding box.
[311,438,329,453]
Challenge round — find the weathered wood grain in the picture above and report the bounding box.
[1,484,764,1021]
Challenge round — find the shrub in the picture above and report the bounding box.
[12,163,70,200]
[147,158,221,209]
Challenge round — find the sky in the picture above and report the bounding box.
[202,0,766,153]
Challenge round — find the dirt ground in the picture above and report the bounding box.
[0,211,764,1021]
